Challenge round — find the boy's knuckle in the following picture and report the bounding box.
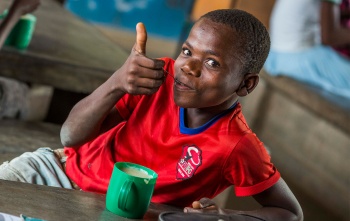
[129,67,138,75]
[126,85,136,93]
[154,59,165,68]
[151,80,157,88]
[155,80,163,87]
[157,70,164,79]
[126,75,136,84]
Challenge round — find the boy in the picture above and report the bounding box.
[0,9,303,220]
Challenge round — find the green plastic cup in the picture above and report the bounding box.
[0,9,7,19]
[106,162,158,219]
[0,10,37,50]
[11,13,37,49]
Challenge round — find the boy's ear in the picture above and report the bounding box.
[236,73,259,97]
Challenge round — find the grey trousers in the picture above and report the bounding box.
[0,147,73,189]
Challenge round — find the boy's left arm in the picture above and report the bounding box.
[185,178,303,221]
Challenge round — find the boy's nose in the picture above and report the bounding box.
[181,59,201,77]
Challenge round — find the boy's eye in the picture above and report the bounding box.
[206,59,220,68]
[182,48,191,56]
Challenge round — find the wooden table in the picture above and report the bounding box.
[0,119,62,163]
[0,180,181,221]
[0,0,128,94]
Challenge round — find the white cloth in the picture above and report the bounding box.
[269,0,341,52]
[0,147,73,188]
[265,45,350,98]
[0,77,29,119]
[265,0,350,99]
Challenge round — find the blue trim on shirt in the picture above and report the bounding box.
[179,102,238,135]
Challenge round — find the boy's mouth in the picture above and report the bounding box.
[163,69,193,89]
[174,79,193,90]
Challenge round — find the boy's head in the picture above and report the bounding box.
[173,9,270,110]
[200,9,270,75]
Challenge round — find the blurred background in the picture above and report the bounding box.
[62,0,275,59]
[0,0,348,220]
[61,1,348,220]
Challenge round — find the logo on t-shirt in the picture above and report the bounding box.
[176,144,202,180]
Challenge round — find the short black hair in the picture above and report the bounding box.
[200,9,270,74]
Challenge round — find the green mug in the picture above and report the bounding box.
[106,162,158,219]
[10,13,37,49]
[0,10,36,49]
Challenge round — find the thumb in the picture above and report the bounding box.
[134,22,147,55]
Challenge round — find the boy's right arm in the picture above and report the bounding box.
[60,23,165,148]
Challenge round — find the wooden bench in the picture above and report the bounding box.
[239,70,350,221]
[0,119,62,164]
[258,71,350,135]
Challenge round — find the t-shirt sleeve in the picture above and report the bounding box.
[224,133,280,197]
[115,94,142,120]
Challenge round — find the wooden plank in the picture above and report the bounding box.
[238,71,350,221]
[0,50,111,94]
[250,84,350,220]
[234,0,276,29]
[260,70,350,135]
[0,0,128,93]
[0,180,181,221]
[0,119,62,156]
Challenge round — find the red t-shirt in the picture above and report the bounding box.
[65,57,280,207]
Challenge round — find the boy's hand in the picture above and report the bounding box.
[113,22,165,95]
[184,198,223,214]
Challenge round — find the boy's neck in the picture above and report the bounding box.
[184,108,207,128]
[184,100,238,128]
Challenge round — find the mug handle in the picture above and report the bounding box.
[118,180,133,210]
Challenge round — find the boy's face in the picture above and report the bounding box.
[173,18,244,109]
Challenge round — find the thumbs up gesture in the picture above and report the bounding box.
[134,22,148,55]
[113,22,165,95]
